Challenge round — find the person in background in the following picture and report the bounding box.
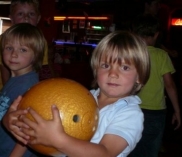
[142,0,181,151]
[129,14,181,157]
[142,0,178,57]
[3,31,150,157]
[143,0,161,16]
[0,23,46,157]
[0,0,49,90]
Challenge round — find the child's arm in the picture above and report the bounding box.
[163,73,181,129]
[20,105,128,157]
[2,96,30,144]
[9,143,27,157]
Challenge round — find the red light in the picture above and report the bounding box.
[171,18,182,26]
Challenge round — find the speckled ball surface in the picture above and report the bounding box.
[18,78,99,156]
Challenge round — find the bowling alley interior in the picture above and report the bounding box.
[0,0,182,156]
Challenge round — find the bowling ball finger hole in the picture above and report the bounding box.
[73,114,80,123]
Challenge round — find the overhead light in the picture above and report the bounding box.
[54,16,109,21]
[88,17,108,20]
[54,16,66,21]
[68,17,86,20]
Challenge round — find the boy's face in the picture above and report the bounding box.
[146,0,161,16]
[10,3,40,26]
[3,40,35,76]
[97,58,139,99]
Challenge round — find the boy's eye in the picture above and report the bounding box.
[29,12,36,17]
[4,46,12,51]
[101,63,109,68]
[20,48,27,53]
[121,65,130,71]
[17,12,23,16]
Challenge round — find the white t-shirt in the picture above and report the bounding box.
[90,88,144,157]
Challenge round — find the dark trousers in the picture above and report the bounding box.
[129,109,166,157]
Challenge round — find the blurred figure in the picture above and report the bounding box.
[143,0,178,57]
[143,0,161,16]
[130,14,181,157]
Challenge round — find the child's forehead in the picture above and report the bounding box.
[100,53,133,65]
[12,2,38,12]
[5,37,28,46]
[100,49,125,59]
[15,3,36,8]
[6,40,24,46]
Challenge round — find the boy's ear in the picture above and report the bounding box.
[136,77,140,84]
[37,15,41,24]
[9,15,14,25]
[154,32,159,40]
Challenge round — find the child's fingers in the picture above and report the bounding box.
[13,128,30,139]
[28,108,43,123]
[2,110,27,132]
[12,119,30,129]
[52,105,61,122]
[27,137,38,145]
[21,127,35,137]
[20,107,43,129]
[11,96,22,110]
[2,96,23,126]
[173,121,180,130]
[172,113,181,130]
[21,128,42,145]
[21,114,38,130]
[11,130,29,145]
[12,109,28,119]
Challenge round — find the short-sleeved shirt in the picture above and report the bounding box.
[90,88,144,157]
[0,71,39,157]
[138,46,175,110]
[0,71,39,120]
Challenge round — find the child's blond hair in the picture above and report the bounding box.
[91,31,150,94]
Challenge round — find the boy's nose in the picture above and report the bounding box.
[109,68,119,78]
[11,50,18,57]
[23,14,30,22]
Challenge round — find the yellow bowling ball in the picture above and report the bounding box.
[18,78,99,156]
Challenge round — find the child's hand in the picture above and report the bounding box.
[2,96,30,144]
[172,111,181,130]
[21,105,65,147]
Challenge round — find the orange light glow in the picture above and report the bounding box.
[171,18,182,26]
[67,17,86,20]
[54,16,109,21]
[88,17,109,20]
[54,16,66,21]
